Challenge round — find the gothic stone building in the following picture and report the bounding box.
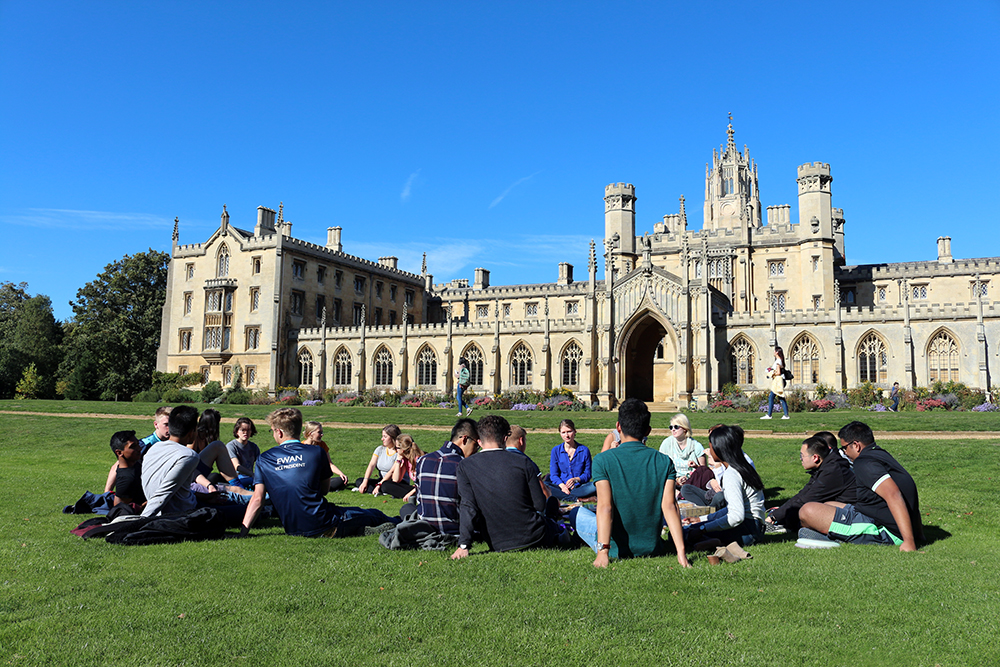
[156,122,998,408]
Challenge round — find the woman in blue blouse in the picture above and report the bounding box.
[546,419,596,500]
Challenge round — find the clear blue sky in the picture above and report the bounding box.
[2,1,998,321]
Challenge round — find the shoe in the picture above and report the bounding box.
[456,412,463,416]
[763,521,787,535]
[795,527,839,549]
[466,407,474,416]
[760,415,772,420]
[781,415,790,420]
[362,522,397,537]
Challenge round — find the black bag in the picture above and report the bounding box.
[783,368,794,381]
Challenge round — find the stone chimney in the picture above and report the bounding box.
[937,236,953,264]
[326,226,343,252]
[474,268,490,290]
[379,256,398,269]
[255,206,276,236]
[557,262,574,286]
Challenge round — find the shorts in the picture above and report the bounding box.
[827,504,902,546]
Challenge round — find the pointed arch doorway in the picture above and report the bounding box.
[619,311,677,404]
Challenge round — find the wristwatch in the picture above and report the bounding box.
[596,542,610,552]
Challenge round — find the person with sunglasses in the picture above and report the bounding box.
[658,414,706,486]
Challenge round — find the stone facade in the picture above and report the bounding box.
[157,121,998,407]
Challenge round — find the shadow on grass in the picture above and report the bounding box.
[920,523,951,546]
[764,486,786,502]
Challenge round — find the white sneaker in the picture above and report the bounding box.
[795,538,839,549]
[466,407,474,416]
[456,412,463,417]
[781,415,790,420]
[760,415,772,420]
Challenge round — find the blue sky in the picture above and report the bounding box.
[2,1,998,321]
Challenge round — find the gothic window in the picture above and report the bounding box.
[353,303,363,326]
[476,304,489,318]
[928,331,959,384]
[291,291,304,316]
[374,347,393,386]
[299,349,314,386]
[183,292,192,315]
[768,261,785,277]
[375,281,383,298]
[729,337,755,385]
[252,257,261,274]
[374,307,382,325]
[791,335,820,384]
[217,246,230,278]
[405,290,414,306]
[179,330,192,351]
[206,291,223,312]
[335,271,343,288]
[318,266,326,285]
[464,345,485,386]
[246,327,260,350]
[526,303,538,317]
[813,295,821,311]
[846,290,855,304]
[292,261,306,281]
[416,347,438,386]
[250,288,260,312]
[354,276,365,293]
[694,261,702,279]
[334,349,352,386]
[510,343,533,386]
[566,301,579,316]
[858,333,888,384]
[877,287,887,303]
[245,366,257,386]
[224,291,233,312]
[812,256,819,272]
[223,366,233,386]
[316,295,326,320]
[561,342,583,387]
[771,293,786,312]
[390,284,397,301]
[201,366,210,384]
[204,327,222,349]
[503,304,511,318]
[186,263,195,280]
[656,339,664,360]
[912,285,928,300]
[974,281,988,298]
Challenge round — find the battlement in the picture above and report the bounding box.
[797,162,831,176]
[281,236,423,282]
[605,182,635,195]
[836,256,1000,281]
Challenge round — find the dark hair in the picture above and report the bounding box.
[476,415,510,446]
[383,424,401,440]
[458,356,468,366]
[168,405,200,437]
[559,419,576,431]
[775,346,786,368]
[233,417,257,438]
[812,431,838,451]
[451,418,479,443]
[708,425,763,491]
[802,435,832,458]
[109,430,137,453]
[198,409,221,443]
[838,421,875,447]
[617,398,651,440]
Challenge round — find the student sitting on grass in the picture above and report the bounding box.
[354,425,400,494]
[683,425,766,548]
[301,421,349,492]
[763,432,857,535]
[451,415,570,559]
[104,406,172,494]
[190,409,240,485]
[545,419,596,501]
[374,434,423,500]
[570,398,690,569]
[507,425,550,498]
[109,430,145,508]
[141,406,216,517]
[225,417,260,486]
[240,408,397,538]
[796,421,922,551]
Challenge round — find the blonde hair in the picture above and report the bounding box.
[670,413,691,433]
[302,421,323,443]
[395,434,425,463]
[267,408,303,439]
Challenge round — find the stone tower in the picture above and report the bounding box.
[605,182,637,274]
[704,116,761,231]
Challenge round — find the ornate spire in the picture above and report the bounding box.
[276,202,284,227]
[726,112,736,155]
[679,195,686,219]
[588,239,597,269]
[221,205,229,225]
[421,252,427,275]
[172,217,179,242]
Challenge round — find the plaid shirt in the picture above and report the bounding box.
[415,441,464,535]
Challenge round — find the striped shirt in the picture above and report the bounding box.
[414,441,464,535]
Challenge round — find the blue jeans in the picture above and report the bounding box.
[332,507,397,537]
[891,396,900,411]
[687,506,763,547]
[456,385,466,413]
[545,480,598,500]
[767,392,789,417]
[570,506,600,553]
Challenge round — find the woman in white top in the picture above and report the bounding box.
[683,425,765,548]
[760,346,789,419]
[355,425,400,494]
[658,413,706,485]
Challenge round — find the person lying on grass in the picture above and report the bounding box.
[796,421,922,552]
[240,408,396,538]
[104,406,172,494]
[451,415,570,559]
[301,421,350,492]
[570,397,690,569]
[109,430,145,508]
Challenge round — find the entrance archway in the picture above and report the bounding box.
[622,314,675,403]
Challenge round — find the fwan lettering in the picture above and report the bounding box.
[276,455,304,465]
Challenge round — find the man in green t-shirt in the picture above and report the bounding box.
[571,398,690,569]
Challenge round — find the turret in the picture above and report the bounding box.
[604,182,636,272]
[703,115,761,231]
[796,162,834,239]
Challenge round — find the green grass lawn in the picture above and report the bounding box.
[1,407,998,665]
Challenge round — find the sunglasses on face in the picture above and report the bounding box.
[670,425,685,431]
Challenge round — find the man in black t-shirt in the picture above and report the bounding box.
[798,421,921,551]
[109,430,146,507]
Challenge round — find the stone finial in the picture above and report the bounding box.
[588,240,597,269]
[421,252,427,275]
[320,306,327,329]
[221,205,229,225]
[679,194,686,218]
[726,113,736,153]
[172,217,179,242]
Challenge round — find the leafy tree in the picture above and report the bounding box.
[60,249,170,401]
[0,283,63,398]
[14,363,40,399]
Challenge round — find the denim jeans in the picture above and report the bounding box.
[570,506,600,553]
[767,392,789,417]
[456,385,466,413]
[545,480,598,500]
[332,506,397,537]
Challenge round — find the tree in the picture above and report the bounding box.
[15,363,40,399]
[60,249,170,401]
[0,283,63,398]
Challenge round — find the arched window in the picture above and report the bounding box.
[334,348,352,386]
[298,349,314,386]
[729,337,755,385]
[374,347,393,386]
[858,333,888,384]
[464,345,485,386]
[790,335,820,384]
[928,331,959,383]
[561,342,583,387]
[510,343,533,386]
[416,346,438,386]
[217,245,230,278]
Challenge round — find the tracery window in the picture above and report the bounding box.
[768,261,785,277]
[928,331,959,384]
[912,285,928,300]
[561,342,583,387]
[334,349,352,386]
[245,327,260,350]
[217,246,230,278]
[729,337,754,385]
[526,303,538,317]
[464,345,484,386]
[476,304,489,318]
[791,335,820,384]
[510,343,533,386]
[299,349,314,386]
[416,347,438,386]
[245,366,257,385]
[858,333,888,384]
[374,347,393,386]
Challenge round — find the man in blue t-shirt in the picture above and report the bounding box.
[240,408,395,538]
